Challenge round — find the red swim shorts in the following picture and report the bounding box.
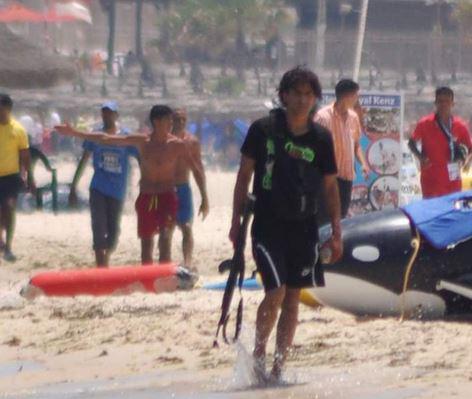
[135,192,178,239]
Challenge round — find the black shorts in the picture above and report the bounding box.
[317,178,353,226]
[0,174,23,203]
[251,214,324,292]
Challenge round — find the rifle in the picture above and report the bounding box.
[214,194,255,346]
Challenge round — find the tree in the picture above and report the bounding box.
[452,1,472,32]
[135,0,144,62]
[99,0,169,75]
[135,1,171,65]
[285,0,318,67]
[451,0,472,74]
[100,0,117,75]
[154,0,290,66]
[286,0,317,29]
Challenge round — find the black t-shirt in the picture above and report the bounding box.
[241,109,337,219]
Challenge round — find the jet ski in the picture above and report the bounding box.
[310,191,472,319]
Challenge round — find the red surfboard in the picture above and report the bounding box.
[21,263,196,298]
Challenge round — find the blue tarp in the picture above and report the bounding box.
[402,190,472,249]
[188,118,225,148]
[233,118,249,145]
[188,118,249,150]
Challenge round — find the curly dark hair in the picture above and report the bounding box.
[277,66,322,106]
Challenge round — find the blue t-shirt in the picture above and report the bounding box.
[83,125,139,201]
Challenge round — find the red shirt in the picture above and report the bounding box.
[411,113,472,198]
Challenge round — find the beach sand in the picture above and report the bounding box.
[0,165,471,398]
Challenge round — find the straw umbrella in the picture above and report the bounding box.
[0,24,75,88]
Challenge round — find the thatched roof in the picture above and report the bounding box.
[0,25,75,89]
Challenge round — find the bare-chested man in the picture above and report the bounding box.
[56,105,203,265]
[158,108,209,271]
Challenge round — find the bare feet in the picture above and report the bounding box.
[268,365,282,385]
[252,355,268,386]
[268,354,284,386]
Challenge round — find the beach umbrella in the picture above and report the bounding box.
[42,9,82,23]
[43,1,92,24]
[0,24,75,88]
[0,3,44,23]
[0,2,92,24]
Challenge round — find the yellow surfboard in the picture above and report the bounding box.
[462,169,472,191]
[255,273,322,308]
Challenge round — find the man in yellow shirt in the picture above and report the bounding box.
[0,94,33,262]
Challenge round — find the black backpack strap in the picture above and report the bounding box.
[435,113,455,161]
[261,109,287,139]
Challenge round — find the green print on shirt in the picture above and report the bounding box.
[262,138,316,190]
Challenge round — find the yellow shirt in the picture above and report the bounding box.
[0,118,29,177]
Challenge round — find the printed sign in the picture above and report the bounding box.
[320,92,404,215]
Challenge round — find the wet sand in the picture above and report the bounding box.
[1,166,472,398]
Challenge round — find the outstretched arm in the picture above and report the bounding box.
[55,124,148,147]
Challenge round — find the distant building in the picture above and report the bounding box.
[294,0,464,76]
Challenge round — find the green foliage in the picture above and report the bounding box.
[452,0,472,41]
[454,0,472,27]
[154,0,294,62]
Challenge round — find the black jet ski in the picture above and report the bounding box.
[310,206,472,319]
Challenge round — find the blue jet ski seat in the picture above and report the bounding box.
[402,190,472,249]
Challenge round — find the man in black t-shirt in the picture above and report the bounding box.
[230,67,343,383]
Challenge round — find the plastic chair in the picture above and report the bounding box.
[30,147,58,213]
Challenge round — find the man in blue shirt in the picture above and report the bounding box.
[69,101,138,266]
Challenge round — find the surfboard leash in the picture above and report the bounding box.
[400,229,421,322]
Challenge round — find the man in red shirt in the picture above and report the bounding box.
[408,87,472,198]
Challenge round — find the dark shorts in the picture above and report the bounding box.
[90,189,123,251]
[176,183,194,225]
[135,192,178,239]
[0,174,23,203]
[317,178,353,226]
[338,178,353,217]
[251,214,324,292]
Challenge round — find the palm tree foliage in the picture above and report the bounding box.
[155,0,294,63]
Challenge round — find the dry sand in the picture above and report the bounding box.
[0,166,471,398]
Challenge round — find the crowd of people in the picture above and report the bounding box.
[0,95,209,271]
[1,65,472,384]
[59,103,209,271]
